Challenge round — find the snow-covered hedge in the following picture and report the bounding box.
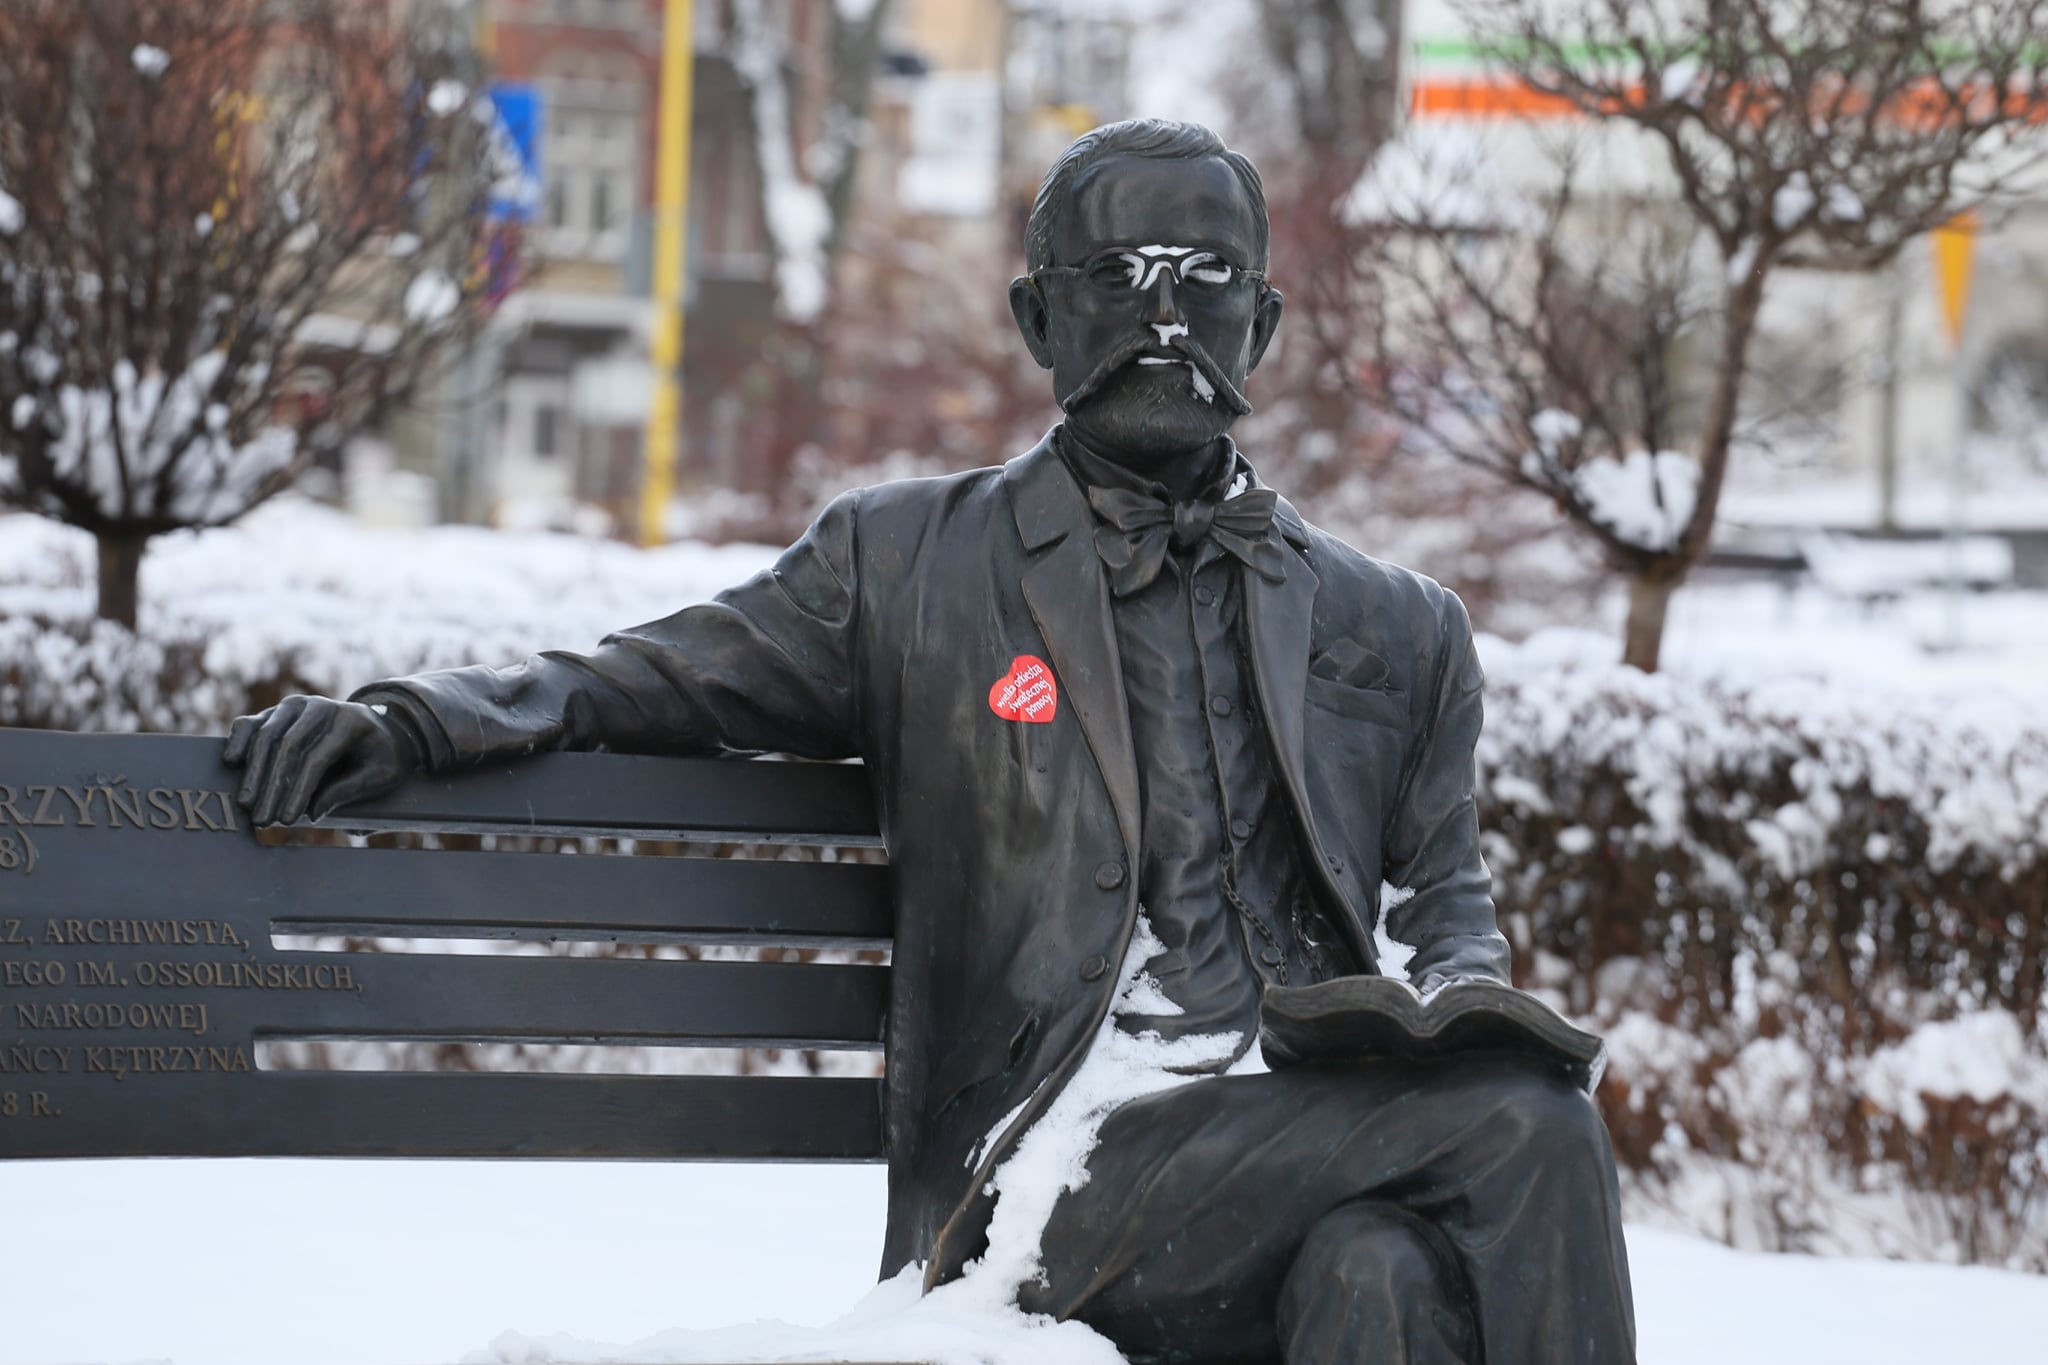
[4,503,2044,1269]
[0,501,772,730]
[1480,637,2048,1269]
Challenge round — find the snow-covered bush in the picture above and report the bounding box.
[1481,635,2048,1269]
[0,502,772,730]
[4,505,2043,1267]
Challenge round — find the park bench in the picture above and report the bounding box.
[1798,529,2015,601]
[0,727,892,1163]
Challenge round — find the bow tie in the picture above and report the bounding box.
[1087,483,1289,597]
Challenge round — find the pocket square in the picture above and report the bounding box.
[1309,640,1393,690]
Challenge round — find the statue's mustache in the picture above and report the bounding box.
[1060,332,1253,417]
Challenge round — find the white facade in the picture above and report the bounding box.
[1393,0,2048,495]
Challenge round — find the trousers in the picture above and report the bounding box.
[1017,1053,1637,1364]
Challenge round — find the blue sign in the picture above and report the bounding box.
[485,83,544,223]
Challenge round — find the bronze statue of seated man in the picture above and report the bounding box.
[228,119,1637,1365]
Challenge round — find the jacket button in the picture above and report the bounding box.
[1080,955,1109,981]
[1094,861,1126,891]
[1230,816,1252,840]
[1209,695,1233,717]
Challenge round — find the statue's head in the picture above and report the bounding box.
[1010,119,1283,476]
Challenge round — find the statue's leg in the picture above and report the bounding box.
[1411,1059,1635,1363]
[1277,1201,1477,1365]
[1019,1054,1635,1365]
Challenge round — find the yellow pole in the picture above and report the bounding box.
[640,0,695,546]
[1931,209,1980,651]
[1931,209,1979,353]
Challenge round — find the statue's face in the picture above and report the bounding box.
[1012,153,1283,473]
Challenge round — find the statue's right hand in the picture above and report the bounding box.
[224,696,420,827]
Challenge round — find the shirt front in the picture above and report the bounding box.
[1060,436,1355,1067]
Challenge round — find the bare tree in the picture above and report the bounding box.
[1350,0,2048,671]
[1257,0,1407,165]
[0,0,513,627]
[1187,0,1608,630]
[721,0,897,325]
[705,0,897,492]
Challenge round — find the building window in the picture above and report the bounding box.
[692,92,769,279]
[534,403,561,459]
[538,0,646,27]
[540,76,642,262]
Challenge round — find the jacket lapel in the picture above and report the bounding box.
[1244,495,1318,819]
[1245,495,1356,923]
[1004,433,1141,861]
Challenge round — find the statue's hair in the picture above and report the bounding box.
[1023,118,1269,273]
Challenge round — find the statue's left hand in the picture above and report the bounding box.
[224,696,422,826]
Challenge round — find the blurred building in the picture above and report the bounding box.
[1387,0,2048,509]
[804,0,1153,481]
[356,0,1172,532]
[371,0,836,532]
[1001,1,1138,214]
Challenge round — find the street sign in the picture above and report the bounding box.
[484,83,544,224]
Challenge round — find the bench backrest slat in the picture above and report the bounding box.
[0,1072,885,1161]
[336,746,883,844]
[29,842,891,947]
[256,954,888,1048]
[269,845,891,947]
[0,729,892,1163]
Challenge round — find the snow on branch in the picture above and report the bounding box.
[720,0,897,326]
[726,1,832,324]
[1352,143,1715,561]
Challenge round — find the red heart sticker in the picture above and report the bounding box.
[989,655,1058,724]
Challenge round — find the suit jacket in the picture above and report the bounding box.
[360,429,1511,1285]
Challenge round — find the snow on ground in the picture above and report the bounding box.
[1718,463,2048,531]
[2,1161,2045,1365]
[1629,578,2048,707]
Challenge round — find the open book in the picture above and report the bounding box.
[1258,975,1607,1094]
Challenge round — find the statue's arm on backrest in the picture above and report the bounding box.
[354,490,868,771]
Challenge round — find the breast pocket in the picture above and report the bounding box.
[1306,673,1409,729]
